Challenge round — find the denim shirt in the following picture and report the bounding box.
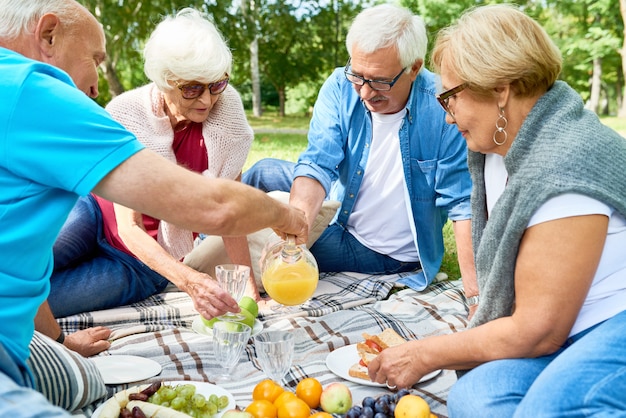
[293,67,472,287]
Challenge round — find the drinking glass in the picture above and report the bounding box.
[216,264,250,321]
[211,321,252,383]
[254,331,295,383]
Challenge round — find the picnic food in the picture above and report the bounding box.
[201,296,259,329]
[344,390,437,418]
[319,382,352,414]
[348,328,407,381]
[98,382,229,418]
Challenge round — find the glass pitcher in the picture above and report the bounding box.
[260,234,319,306]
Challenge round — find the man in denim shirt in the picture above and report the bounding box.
[244,4,477,300]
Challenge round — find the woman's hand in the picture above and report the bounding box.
[64,326,112,357]
[182,271,240,320]
[367,341,430,389]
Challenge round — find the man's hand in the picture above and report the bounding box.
[64,327,112,357]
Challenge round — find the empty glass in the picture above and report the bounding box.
[216,264,250,321]
[211,321,252,383]
[254,331,295,383]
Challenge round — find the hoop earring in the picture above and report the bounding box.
[493,107,508,146]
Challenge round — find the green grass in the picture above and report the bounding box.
[601,116,626,135]
[244,113,626,281]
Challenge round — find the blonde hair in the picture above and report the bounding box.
[431,4,562,98]
[143,8,232,91]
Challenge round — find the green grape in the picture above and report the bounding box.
[148,393,162,405]
[160,387,177,401]
[208,394,218,406]
[205,402,218,416]
[198,412,212,418]
[161,401,170,408]
[179,386,195,400]
[218,395,229,410]
[170,396,186,410]
[192,394,206,408]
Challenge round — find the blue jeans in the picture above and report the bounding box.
[448,309,626,417]
[49,195,169,317]
[243,158,421,274]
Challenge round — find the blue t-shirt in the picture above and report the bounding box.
[0,48,144,370]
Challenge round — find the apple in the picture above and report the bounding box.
[221,409,254,418]
[237,307,256,329]
[239,296,259,317]
[200,315,219,329]
[319,382,352,414]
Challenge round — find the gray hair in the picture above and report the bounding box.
[0,0,82,41]
[144,8,232,91]
[345,4,427,70]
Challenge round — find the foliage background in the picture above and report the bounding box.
[80,0,626,117]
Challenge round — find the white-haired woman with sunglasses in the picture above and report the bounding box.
[368,4,626,416]
[49,8,257,329]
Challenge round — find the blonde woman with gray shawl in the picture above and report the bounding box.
[366,5,626,416]
[49,8,258,327]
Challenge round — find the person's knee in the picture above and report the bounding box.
[447,371,489,417]
[242,158,294,192]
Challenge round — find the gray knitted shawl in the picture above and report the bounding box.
[469,81,626,329]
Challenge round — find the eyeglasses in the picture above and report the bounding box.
[344,58,406,91]
[175,76,229,99]
[436,83,467,116]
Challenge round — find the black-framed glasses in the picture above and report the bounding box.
[175,76,229,99]
[436,83,467,115]
[344,58,406,91]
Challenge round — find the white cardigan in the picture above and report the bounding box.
[106,83,254,260]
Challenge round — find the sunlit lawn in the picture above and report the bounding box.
[244,112,626,280]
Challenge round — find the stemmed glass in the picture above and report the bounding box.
[253,331,295,383]
[216,264,249,321]
[210,321,252,383]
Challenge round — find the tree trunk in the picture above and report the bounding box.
[588,57,602,113]
[278,86,285,117]
[101,59,124,98]
[617,0,626,118]
[250,36,262,117]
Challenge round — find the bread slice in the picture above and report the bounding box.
[369,328,406,350]
[348,329,407,381]
[348,362,370,380]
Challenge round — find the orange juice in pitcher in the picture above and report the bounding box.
[260,235,319,306]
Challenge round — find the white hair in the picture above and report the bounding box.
[0,0,82,41]
[345,4,427,69]
[143,8,232,91]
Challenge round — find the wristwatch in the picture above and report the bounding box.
[466,295,479,306]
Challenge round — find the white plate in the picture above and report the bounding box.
[92,355,162,385]
[191,316,263,337]
[326,344,441,387]
[91,380,236,418]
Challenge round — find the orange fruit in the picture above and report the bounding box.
[245,399,278,418]
[394,394,431,418]
[276,396,311,418]
[295,377,323,409]
[273,391,297,410]
[252,379,285,403]
[310,413,333,418]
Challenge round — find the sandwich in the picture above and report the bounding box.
[348,328,407,381]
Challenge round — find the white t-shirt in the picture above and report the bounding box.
[485,159,626,336]
[346,110,418,261]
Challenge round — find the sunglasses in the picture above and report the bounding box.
[436,83,467,116]
[344,58,406,91]
[175,76,229,99]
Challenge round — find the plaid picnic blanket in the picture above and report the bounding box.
[61,271,469,418]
